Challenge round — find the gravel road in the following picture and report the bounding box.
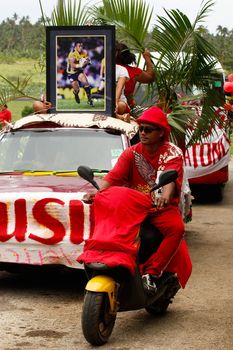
[0,158,232,350]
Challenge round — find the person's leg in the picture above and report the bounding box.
[143,206,184,276]
[78,73,93,106]
[141,206,184,293]
[116,101,128,115]
[71,80,80,103]
[115,101,131,122]
[84,85,93,105]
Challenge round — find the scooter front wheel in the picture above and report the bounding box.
[82,291,117,346]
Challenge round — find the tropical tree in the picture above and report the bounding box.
[90,0,153,51]
[0,0,88,108]
[39,0,90,26]
[0,0,227,148]
[148,0,224,145]
[89,0,225,146]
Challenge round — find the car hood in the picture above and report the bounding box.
[0,173,102,269]
[0,173,98,193]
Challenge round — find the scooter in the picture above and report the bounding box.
[77,166,185,346]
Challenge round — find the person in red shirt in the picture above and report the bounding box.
[0,104,12,126]
[83,106,192,293]
[115,42,155,109]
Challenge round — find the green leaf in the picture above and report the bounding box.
[0,75,37,105]
[44,0,90,26]
[145,0,225,144]
[90,0,153,51]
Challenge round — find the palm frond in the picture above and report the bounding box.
[43,0,90,26]
[0,75,37,105]
[90,0,153,51]
[145,0,224,144]
[192,0,215,27]
[167,106,196,145]
[38,0,47,28]
[151,2,218,93]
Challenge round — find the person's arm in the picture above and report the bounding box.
[69,56,86,70]
[136,48,155,84]
[154,146,184,209]
[69,57,79,69]
[116,76,127,103]
[99,179,111,191]
[99,60,105,79]
[82,149,132,203]
[82,179,111,203]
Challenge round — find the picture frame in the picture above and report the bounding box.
[46,25,115,115]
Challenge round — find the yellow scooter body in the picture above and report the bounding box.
[86,275,119,314]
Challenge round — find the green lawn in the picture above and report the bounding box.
[57,97,105,111]
[1,59,233,156]
[0,58,45,121]
[8,100,34,122]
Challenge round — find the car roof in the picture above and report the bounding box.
[12,113,138,139]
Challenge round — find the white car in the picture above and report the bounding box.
[0,113,137,271]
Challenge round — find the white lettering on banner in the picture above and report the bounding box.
[185,128,231,179]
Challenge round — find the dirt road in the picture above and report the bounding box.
[0,159,232,350]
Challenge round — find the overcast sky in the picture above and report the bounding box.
[0,0,231,34]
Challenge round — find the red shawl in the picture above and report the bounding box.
[77,186,192,288]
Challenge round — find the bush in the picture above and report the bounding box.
[21,105,34,117]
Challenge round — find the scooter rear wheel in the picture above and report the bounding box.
[145,297,170,315]
[82,291,116,346]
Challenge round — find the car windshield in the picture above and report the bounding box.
[0,128,125,172]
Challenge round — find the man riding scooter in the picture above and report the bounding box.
[82,106,192,293]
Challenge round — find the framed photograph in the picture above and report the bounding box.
[46,25,115,115]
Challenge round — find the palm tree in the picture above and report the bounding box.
[89,0,153,52]
[1,0,226,148]
[90,0,225,146]
[216,25,229,37]
[0,75,38,107]
[148,0,224,145]
[39,0,90,26]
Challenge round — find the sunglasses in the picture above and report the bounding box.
[139,126,161,133]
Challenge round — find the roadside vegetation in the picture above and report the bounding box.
[0,0,232,153]
[0,58,45,120]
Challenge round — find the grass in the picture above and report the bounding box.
[0,58,46,121]
[8,100,34,121]
[1,59,233,156]
[57,97,105,111]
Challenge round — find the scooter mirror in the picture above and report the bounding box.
[77,165,100,190]
[150,169,178,192]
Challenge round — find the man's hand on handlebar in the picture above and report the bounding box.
[153,182,175,209]
[154,195,170,209]
[82,181,111,204]
[82,192,96,204]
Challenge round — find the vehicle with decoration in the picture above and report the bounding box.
[0,113,138,271]
[135,55,231,202]
[184,65,231,202]
[184,105,231,202]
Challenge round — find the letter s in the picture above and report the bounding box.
[29,198,65,245]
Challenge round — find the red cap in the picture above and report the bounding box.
[137,106,171,140]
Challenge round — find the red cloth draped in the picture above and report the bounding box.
[77,187,151,273]
[77,186,192,288]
